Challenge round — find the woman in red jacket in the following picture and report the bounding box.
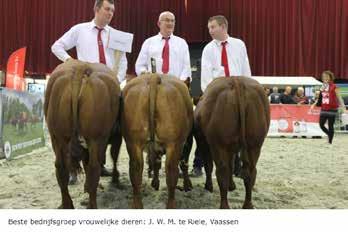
[314,71,343,144]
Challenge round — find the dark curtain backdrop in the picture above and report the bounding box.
[0,0,347,79]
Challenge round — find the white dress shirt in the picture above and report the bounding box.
[135,33,191,81]
[51,20,127,83]
[201,36,251,92]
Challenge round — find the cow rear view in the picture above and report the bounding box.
[44,60,121,209]
[122,74,193,208]
[195,77,270,209]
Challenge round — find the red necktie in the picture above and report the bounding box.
[95,27,106,65]
[162,37,170,74]
[221,41,230,77]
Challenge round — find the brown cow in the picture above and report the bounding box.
[122,74,193,209]
[44,60,121,209]
[194,76,270,209]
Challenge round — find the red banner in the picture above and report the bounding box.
[6,47,27,91]
[268,104,325,137]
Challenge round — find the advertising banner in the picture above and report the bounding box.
[0,88,45,160]
[268,105,326,137]
[6,47,27,91]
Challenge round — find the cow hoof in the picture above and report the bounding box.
[132,199,144,209]
[112,175,119,184]
[80,198,89,206]
[112,177,124,189]
[228,181,236,191]
[166,201,176,209]
[151,179,160,191]
[219,203,230,209]
[242,202,254,209]
[113,182,125,190]
[204,183,213,193]
[183,179,193,192]
[58,203,74,209]
[68,175,78,185]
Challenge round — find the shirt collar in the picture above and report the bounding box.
[157,33,173,40]
[213,36,231,46]
[90,20,110,33]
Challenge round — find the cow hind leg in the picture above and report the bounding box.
[52,140,74,209]
[203,152,214,193]
[179,159,192,192]
[82,153,89,193]
[228,154,237,192]
[180,132,193,191]
[242,147,260,209]
[165,144,181,209]
[127,143,144,209]
[110,133,122,188]
[194,131,213,192]
[86,140,106,209]
[212,147,231,209]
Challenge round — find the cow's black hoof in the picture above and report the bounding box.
[151,179,159,190]
[183,179,193,192]
[228,180,236,191]
[204,183,213,193]
[242,202,254,209]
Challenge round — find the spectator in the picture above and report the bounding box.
[264,87,271,97]
[279,86,296,104]
[293,87,309,105]
[269,86,281,104]
[308,90,321,105]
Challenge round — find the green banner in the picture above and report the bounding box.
[0,88,45,160]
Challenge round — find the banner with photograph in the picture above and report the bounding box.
[268,104,326,137]
[0,88,45,160]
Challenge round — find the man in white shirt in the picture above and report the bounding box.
[135,11,191,86]
[201,15,251,92]
[51,0,127,83]
[51,0,123,178]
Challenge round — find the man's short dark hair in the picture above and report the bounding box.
[94,0,114,9]
[208,15,228,28]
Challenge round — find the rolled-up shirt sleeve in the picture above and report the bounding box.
[200,46,213,93]
[51,25,78,62]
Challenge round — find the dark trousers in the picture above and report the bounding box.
[182,130,203,169]
[319,110,337,144]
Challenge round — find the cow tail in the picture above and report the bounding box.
[70,64,91,172]
[234,78,249,166]
[148,74,161,166]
